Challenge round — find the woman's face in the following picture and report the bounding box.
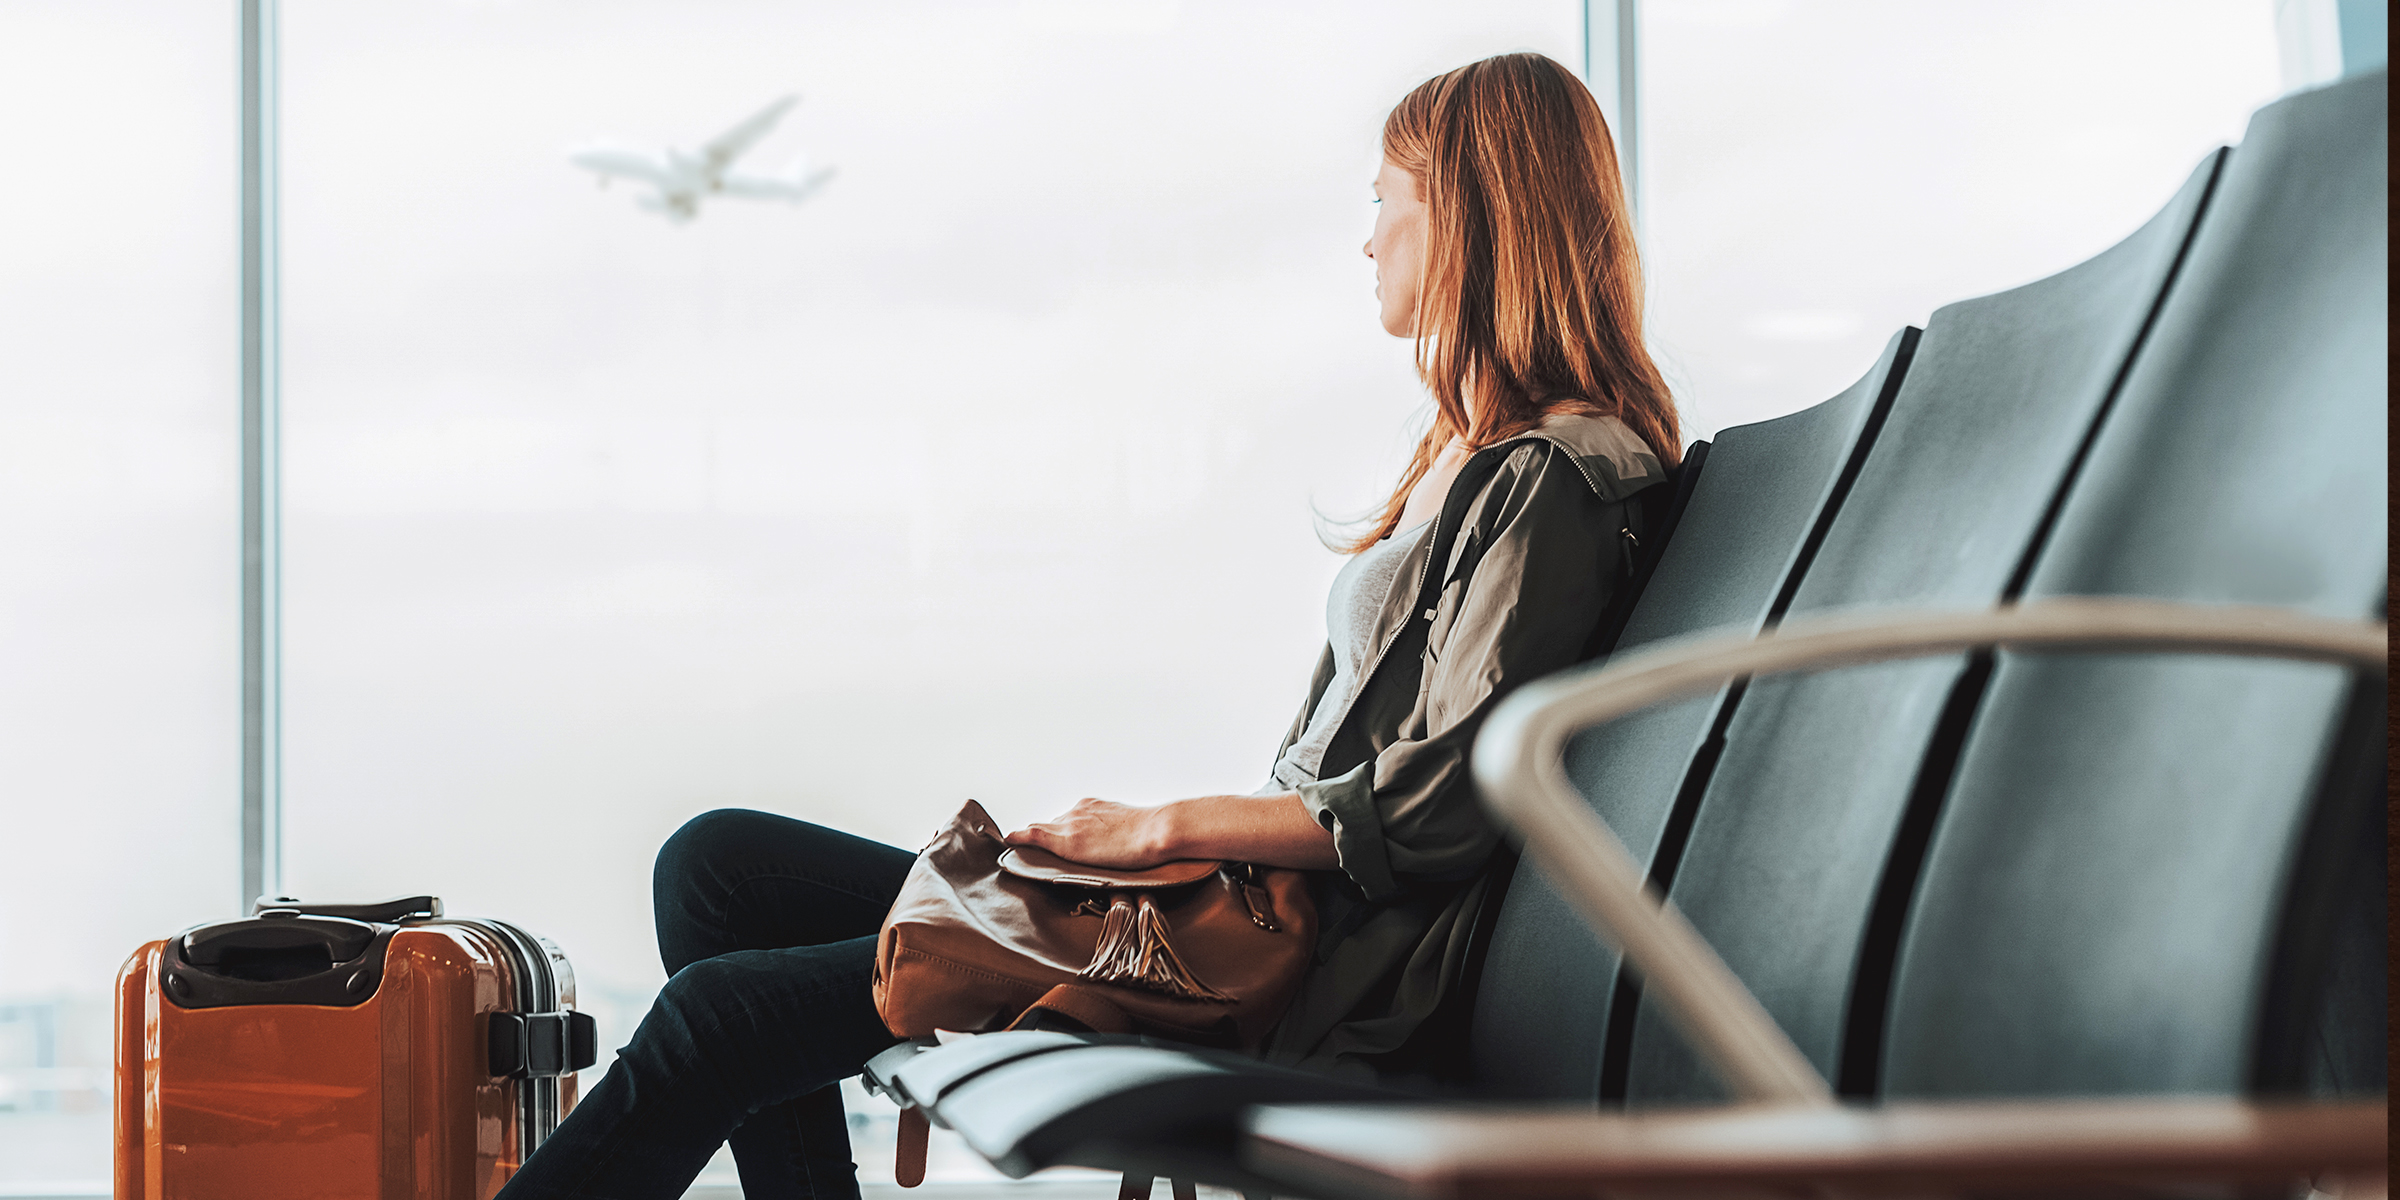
[1365,160,1426,338]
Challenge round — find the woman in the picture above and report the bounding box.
[496,51,1679,1200]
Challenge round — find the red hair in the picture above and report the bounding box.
[1345,52,1680,551]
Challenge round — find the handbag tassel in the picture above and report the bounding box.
[1076,894,1232,1002]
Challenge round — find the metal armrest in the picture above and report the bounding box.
[1242,1096,2389,1200]
[1470,597,2387,1104]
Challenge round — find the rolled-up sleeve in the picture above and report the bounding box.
[1307,444,1638,902]
[1297,761,1395,899]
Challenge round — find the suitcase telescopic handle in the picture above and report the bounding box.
[253,894,444,923]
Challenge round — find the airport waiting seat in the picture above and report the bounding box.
[1618,148,2229,1105]
[865,68,2387,1198]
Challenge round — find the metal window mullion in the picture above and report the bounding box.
[1615,0,1640,229]
[1582,0,1642,229]
[240,0,282,915]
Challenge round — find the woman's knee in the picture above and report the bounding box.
[655,809,774,968]
[654,809,858,972]
[653,808,910,975]
[657,809,830,905]
[658,809,775,888]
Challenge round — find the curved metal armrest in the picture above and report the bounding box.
[1471,597,2387,1106]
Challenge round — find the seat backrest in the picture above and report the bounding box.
[1880,69,2387,1100]
[1466,331,1915,1099]
[1616,149,2230,1106]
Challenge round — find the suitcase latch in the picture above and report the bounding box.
[489,1011,598,1078]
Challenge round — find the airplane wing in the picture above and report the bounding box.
[719,164,836,204]
[570,147,671,185]
[701,94,799,172]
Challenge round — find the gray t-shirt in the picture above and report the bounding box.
[1263,521,1431,793]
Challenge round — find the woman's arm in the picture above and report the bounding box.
[1003,793,1339,870]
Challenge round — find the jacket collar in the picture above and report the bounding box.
[1480,411,1668,501]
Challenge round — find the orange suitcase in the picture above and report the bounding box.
[115,896,597,1199]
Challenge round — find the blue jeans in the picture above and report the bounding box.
[496,809,914,1200]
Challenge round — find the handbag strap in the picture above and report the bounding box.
[894,1104,929,1187]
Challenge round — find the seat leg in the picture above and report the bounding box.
[1118,1175,1153,1200]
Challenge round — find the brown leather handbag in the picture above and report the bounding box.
[875,799,1316,1046]
[873,800,1317,1189]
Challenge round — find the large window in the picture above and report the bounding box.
[0,2,2295,1193]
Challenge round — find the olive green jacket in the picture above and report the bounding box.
[1259,412,1665,1079]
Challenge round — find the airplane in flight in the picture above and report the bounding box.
[569,95,836,224]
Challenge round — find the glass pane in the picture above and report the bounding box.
[1641,0,2283,436]
[0,2,239,1189]
[275,2,1579,1188]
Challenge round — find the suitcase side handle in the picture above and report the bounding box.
[490,1011,598,1078]
[254,894,444,923]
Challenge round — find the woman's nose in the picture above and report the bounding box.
[1362,238,1373,260]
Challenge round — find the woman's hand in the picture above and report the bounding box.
[1005,792,1341,872]
[1004,798,1172,869]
